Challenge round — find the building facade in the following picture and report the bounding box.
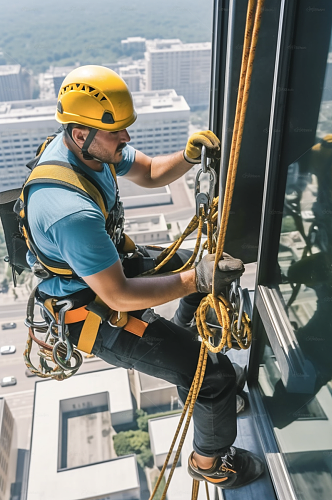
[0,90,189,191]
[0,399,17,500]
[0,65,32,102]
[145,40,211,109]
[129,89,190,156]
[27,369,139,500]
[0,99,57,192]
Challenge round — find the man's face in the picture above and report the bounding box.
[88,128,131,164]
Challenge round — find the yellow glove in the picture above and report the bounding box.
[184,130,220,164]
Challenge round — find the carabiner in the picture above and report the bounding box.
[56,299,73,342]
[201,145,208,173]
[229,280,244,333]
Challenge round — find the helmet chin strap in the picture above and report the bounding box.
[66,125,101,162]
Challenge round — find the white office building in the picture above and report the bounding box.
[119,65,142,92]
[27,368,139,500]
[124,213,171,244]
[121,37,146,55]
[145,40,211,109]
[0,65,33,102]
[0,399,17,500]
[0,89,189,191]
[129,89,190,156]
[0,99,58,191]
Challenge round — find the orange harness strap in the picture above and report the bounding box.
[65,303,148,354]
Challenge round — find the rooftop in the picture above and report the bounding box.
[0,99,57,126]
[148,415,213,500]
[138,372,175,391]
[0,64,21,76]
[124,214,168,235]
[146,40,211,53]
[121,37,146,43]
[28,368,136,500]
[132,89,190,114]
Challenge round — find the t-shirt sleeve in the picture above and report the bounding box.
[47,209,119,277]
[115,144,136,176]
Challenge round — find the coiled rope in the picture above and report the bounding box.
[148,1,265,498]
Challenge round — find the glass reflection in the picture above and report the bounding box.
[259,137,332,499]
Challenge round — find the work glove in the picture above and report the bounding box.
[195,253,244,294]
[184,130,220,164]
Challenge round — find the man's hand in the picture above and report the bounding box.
[184,130,220,164]
[195,253,244,294]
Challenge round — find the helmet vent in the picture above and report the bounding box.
[60,84,109,104]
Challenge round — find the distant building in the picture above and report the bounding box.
[129,89,190,156]
[121,37,146,56]
[0,65,32,102]
[131,370,179,411]
[0,399,17,500]
[0,89,189,191]
[39,66,79,99]
[145,40,211,109]
[27,368,139,500]
[148,415,181,468]
[104,60,146,93]
[148,415,215,500]
[0,99,57,192]
[124,213,171,245]
[119,65,141,92]
[119,176,172,209]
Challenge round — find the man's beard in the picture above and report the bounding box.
[88,141,127,163]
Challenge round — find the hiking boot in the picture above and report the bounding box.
[187,446,264,489]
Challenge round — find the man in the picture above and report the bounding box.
[26,65,264,488]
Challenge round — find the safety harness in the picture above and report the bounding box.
[16,133,149,379]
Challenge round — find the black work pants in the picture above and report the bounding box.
[68,294,237,457]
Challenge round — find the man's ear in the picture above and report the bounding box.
[71,127,89,145]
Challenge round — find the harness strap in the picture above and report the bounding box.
[65,296,148,354]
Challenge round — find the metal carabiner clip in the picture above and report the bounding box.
[53,339,75,370]
[56,299,73,342]
[229,279,244,333]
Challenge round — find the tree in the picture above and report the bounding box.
[113,429,153,467]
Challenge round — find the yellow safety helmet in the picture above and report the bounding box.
[55,65,137,132]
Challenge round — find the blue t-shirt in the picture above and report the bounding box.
[27,131,136,296]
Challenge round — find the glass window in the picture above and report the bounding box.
[258,27,332,499]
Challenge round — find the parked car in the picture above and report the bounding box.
[0,376,17,387]
[25,369,37,378]
[1,322,17,330]
[0,345,16,355]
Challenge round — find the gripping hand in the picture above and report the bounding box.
[184,130,220,164]
[195,253,244,294]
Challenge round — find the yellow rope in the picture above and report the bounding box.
[192,480,200,500]
[148,1,265,498]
